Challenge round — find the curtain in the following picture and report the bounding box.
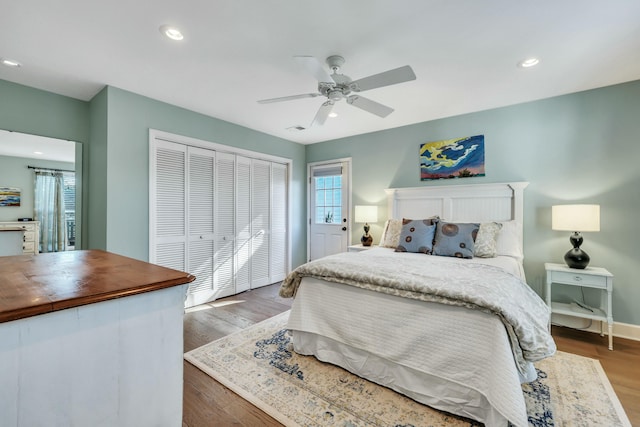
[34,170,66,252]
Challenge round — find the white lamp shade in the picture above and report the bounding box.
[354,205,378,223]
[552,204,600,232]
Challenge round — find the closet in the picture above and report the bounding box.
[149,131,289,308]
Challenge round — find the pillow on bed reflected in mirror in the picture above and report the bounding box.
[474,222,503,258]
[395,219,437,254]
[433,221,479,259]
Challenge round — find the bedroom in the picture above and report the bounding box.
[1,0,639,426]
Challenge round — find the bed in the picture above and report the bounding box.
[279,182,556,427]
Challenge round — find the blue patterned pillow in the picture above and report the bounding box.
[433,221,479,259]
[395,219,437,254]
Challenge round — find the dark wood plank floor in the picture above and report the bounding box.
[182,283,640,426]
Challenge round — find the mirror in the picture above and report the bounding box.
[0,129,82,252]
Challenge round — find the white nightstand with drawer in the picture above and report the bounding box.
[544,262,613,350]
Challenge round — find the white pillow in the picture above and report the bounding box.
[378,219,403,248]
[495,220,524,260]
[474,222,503,258]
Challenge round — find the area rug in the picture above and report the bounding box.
[184,311,631,427]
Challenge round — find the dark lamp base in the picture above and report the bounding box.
[564,248,590,269]
[361,234,373,247]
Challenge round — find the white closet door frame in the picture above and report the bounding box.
[149,129,292,295]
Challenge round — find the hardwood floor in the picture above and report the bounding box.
[183,284,640,426]
[183,284,291,427]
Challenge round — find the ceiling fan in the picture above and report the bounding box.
[257,55,416,127]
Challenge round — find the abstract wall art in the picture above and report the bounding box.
[420,135,485,181]
[0,187,21,206]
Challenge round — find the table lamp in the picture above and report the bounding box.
[552,204,600,269]
[355,205,378,246]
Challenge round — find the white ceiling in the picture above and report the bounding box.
[1,0,639,145]
[0,130,76,163]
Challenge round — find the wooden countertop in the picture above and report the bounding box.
[0,249,195,323]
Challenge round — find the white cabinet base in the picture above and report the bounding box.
[0,284,188,427]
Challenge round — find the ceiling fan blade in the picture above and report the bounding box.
[311,101,334,127]
[257,93,321,104]
[346,95,394,118]
[294,55,335,83]
[349,65,416,92]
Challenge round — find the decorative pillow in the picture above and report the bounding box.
[432,221,479,259]
[379,219,403,248]
[474,222,503,258]
[496,220,524,260]
[395,219,437,254]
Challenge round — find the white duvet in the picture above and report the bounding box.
[283,248,555,427]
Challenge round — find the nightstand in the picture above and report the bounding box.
[544,262,614,350]
[347,244,373,252]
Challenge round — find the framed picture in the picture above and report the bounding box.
[420,135,485,181]
[0,187,21,206]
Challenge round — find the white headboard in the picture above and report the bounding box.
[384,181,529,237]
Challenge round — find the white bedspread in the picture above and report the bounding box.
[281,248,555,371]
[283,250,553,427]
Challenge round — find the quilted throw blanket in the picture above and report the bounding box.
[280,251,556,373]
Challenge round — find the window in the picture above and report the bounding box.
[314,174,342,224]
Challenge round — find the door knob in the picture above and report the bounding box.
[342,226,347,231]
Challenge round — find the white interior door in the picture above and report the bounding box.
[235,155,252,293]
[150,140,187,271]
[185,146,215,306]
[270,162,288,282]
[308,160,350,261]
[214,151,236,299]
[150,130,292,305]
[251,159,271,288]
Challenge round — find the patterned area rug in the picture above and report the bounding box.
[184,311,631,427]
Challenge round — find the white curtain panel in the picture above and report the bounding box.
[34,171,66,253]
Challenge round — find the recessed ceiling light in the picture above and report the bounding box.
[159,25,184,41]
[34,151,43,155]
[328,112,338,118]
[517,57,540,68]
[1,58,22,67]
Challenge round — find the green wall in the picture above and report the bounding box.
[0,80,89,243]
[99,86,307,267]
[0,80,89,142]
[307,79,640,326]
[2,77,639,326]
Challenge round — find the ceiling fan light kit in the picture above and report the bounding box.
[258,55,416,127]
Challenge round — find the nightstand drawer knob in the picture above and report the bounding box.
[573,276,582,282]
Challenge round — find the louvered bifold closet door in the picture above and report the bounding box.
[214,152,236,299]
[235,155,252,293]
[151,140,187,272]
[185,147,216,307]
[251,159,271,288]
[270,162,288,282]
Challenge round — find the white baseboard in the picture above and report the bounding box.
[586,321,640,342]
[552,314,640,342]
